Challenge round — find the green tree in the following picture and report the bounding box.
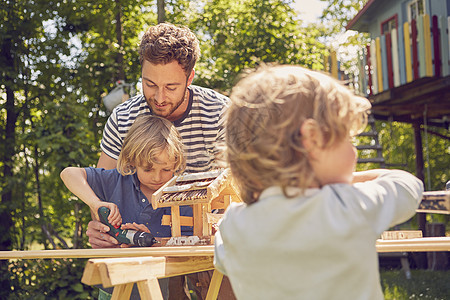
[192,0,327,91]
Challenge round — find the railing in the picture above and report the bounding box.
[325,14,450,96]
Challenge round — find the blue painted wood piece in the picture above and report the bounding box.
[417,16,426,78]
[440,16,450,76]
[362,49,368,95]
[380,35,388,91]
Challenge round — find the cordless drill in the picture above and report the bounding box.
[98,206,158,247]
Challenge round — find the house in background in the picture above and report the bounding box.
[346,0,449,179]
[346,0,450,268]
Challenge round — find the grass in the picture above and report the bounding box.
[380,269,450,299]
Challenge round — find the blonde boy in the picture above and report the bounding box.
[214,65,423,299]
[61,115,188,239]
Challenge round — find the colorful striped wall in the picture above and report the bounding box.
[325,14,450,96]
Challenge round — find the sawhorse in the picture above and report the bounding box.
[81,255,224,300]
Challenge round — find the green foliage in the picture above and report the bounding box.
[192,0,327,91]
[6,258,97,299]
[381,269,450,300]
[0,0,448,297]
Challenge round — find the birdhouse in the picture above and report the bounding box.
[152,168,241,246]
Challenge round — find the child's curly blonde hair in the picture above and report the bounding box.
[117,115,186,175]
[226,65,371,204]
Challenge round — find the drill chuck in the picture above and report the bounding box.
[98,206,157,247]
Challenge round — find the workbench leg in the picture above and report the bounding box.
[136,278,164,300]
[205,269,224,300]
[111,283,133,300]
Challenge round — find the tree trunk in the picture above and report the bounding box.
[115,0,125,82]
[0,35,16,297]
[157,0,165,23]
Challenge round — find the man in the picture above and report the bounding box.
[87,23,234,299]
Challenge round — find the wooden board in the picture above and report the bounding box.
[1,238,450,261]
[381,230,423,240]
[417,190,450,214]
[0,246,216,260]
[82,256,214,287]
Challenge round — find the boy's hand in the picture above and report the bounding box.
[121,222,151,233]
[94,202,122,228]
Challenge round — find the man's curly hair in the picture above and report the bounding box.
[139,23,200,75]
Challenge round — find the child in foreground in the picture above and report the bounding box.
[214,65,424,299]
[61,115,190,242]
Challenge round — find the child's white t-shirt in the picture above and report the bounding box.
[214,170,423,300]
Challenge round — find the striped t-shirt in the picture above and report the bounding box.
[100,85,229,173]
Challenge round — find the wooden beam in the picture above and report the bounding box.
[376,237,450,252]
[136,278,163,300]
[0,245,216,260]
[161,215,193,227]
[205,270,224,300]
[82,256,214,287]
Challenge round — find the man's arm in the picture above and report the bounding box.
[97,151,118,170]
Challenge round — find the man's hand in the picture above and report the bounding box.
[86,220,120,248]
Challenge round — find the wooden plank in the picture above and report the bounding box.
[207,169,230,201]
[404,21,413,82]
[205,270,224,300]
[367,44,373,95]
[391,28,400,87]
[151,177,177,209]
[371,40,378,93]
[153,197,210,208]
[440,16,449,76]
[376,237,450,252]
[97,256,166,287]
[160,236,212,246]
[385,32,394,89]
[398,23,406,85]
[361,48,368,95]
[202,204,212,237]
[376,37,383,92]
[0,246,216,260]
[417,190,450,214]
[417,16,426,77]
[193,204,203,236]
[411,19,419,80]
[111,284,133,300]
[81,259,103,285]
[323,54,328,73]
[380,35,389,90]
[423,14,433,76]
[164,256,214,278]
[171,206,181,237]
[432,15,441,77]
[331,50,338,79]
[136,278,163,300]
[161,215,193,227]
[381,230,423,240]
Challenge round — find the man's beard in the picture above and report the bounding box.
[146,87,187,120]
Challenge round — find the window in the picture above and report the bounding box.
[381,16,398,35]
[408,0,426,21]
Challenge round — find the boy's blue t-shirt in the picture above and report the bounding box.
[85,167,193,237]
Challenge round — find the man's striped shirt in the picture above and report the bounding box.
[100,85,229,173]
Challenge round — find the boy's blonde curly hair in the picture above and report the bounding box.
[226,65,371,204]
[117,115,186,176]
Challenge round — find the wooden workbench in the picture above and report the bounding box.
[1,238,450,299]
